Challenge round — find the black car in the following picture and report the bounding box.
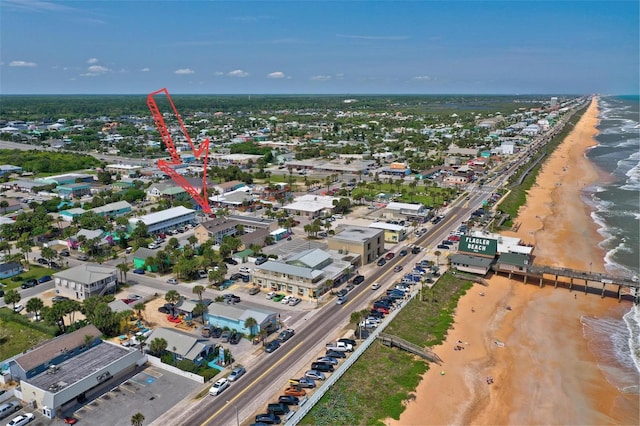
[399,249,408,257]
[336,289,348,298]
[50,261,60,269]
[352,275,365,285]
[37,258,48,265]
[211,327,223,338]
[338,338,357,347]
[229,332,240,345]
[21,279,38,289]
[278,328,295,342]
[278,395,300,405]
[254,413,281,425]
[369,310,385,319]
[377,258,386,266]
[325,349,346,359]
[223,294,241,303]
[59,250,70,257]
[52,295,69,303]
[436,244,450,250]
[265,340,281,353]
[411,246,421,254]
[255,256,268,265]
[311,362,335,372]
[158,306,171,314]
[223,257,238,265]
[230,273,243,280]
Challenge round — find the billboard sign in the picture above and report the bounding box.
[458,235,497,257]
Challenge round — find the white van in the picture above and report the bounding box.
[0,401,20,419]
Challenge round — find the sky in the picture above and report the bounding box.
[1,0,638,95]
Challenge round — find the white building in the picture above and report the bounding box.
[53,264,117,300]
[384,202,428,219]
[284,194,339,218]
[128,206,196,234]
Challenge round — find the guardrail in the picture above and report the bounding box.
[286,289,418,425]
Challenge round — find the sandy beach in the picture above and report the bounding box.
[388,97,639,426]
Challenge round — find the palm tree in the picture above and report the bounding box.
[131,412,145,426]
[434,250,442,266]
[244,317,258,336]
[117,261,130,283]
[133,302,146,321]
[149,337,167,357]
[26,297,44,320]
[4,289,21,311]
[0,200,8,214]
[192,285,205,303]
[165,290,181,306]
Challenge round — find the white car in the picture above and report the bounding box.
[281,295,293,304]
[167,278,178,285]
[370,283,381,290]
[209,378,230,396]
[13,304,24,313]
[288,297,301,306]
[7,413,34,426]
[239,266,251,274]
[265,291,276,300]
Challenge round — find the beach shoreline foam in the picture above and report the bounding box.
[387,97,640,426]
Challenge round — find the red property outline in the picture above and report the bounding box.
[147,88,212,213]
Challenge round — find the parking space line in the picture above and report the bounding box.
[145,368,164,378]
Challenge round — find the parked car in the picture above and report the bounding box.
[255,256,268,265]
[338,338,356,347]
[266,291,276,299]
[305,370,326,381]
[352,275,365,285]
[288,297,301,306]
[310,362,334,372]
[248,286,261,295]
[385,252,395,260]
[209,378,230,396]
[336,289,348,298]
[283,387,306,397]
[296,377,316,388]
[228,366,246,382]
[254,413,281,424]
[281,295,294,304]
[59,250,70,257]
[239,266,251,274]
[52,295,69,303]
[12,303,24,313]
[325,349,346,358]
[272,294,285,302]
[21,279,38,289]
[336,296,347,305]
[77,254,89,261]
[278,395,300,405]
[223,257,238,265]
[265,340,281,353]
[377,258,386,266]
[167,278,178,285]
[36,258,48,265]
[316,356,339,365]
[133,268,145,275]
[158,306,171,314]
[220,331,231,343]
[267,403,290,416]
[6,413,35,426]
[345,283,355,292]
[229,332,241,345]
[230,273,243,280]
[436,244,450,250]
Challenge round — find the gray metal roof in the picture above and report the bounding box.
[207,304,276,325]
[145,327,211,360]
[54,264,116,284]
[132,247,156,259]
[450,254,494,267]
[256,260,324,280]
[331,226,383,243]
[129,206,195,226]
[287,248,331,269]
[91,201,132,214]
[498,252,530,267]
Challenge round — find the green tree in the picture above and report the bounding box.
[131,412,145,426]
[41,246,58,266]
[192,285,205,303]
[192,302,207,323]
[244,317,258,336]
[0,200,8,214]
[165,290,181,306]
[148,337,167,357]
[4,289,21,311]
[117,261,130,283]
[26,297,44,319]
[133,302,146,320]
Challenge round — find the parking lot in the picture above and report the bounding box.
[69,366,197,426]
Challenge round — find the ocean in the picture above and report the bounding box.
[581,95,640,393]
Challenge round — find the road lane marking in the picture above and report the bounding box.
[200,340,305,426]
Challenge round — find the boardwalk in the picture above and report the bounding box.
[378,333,443,365]
[493,263,639,304]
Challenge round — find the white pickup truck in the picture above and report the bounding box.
[325,341,353,352]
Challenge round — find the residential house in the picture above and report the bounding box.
[0,261,23,279]
[53,264,118,300]
[204,304,278,336]
[144,327,214,365]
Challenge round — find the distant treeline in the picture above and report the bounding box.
[0,149,100,173]
[0,94,551,121]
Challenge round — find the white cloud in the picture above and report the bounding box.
[175,68,195,75]
[9,60,37,67]
[140,67,150,72]
[311,75,332,81]
[267,71,285,79]
[88,65,109,73]
[87,58,99,64]
[228,69,249,77]
[413,75,432,81]
[213,71,224,76]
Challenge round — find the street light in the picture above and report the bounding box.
[226,400,239,426]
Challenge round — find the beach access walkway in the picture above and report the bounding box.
[378,333,444,365]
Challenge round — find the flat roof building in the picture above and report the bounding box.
[369,222,407,243]
[128,206,195,234]
[284,194,339,218]
[328,225,384,265]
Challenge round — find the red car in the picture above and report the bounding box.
[385,252,395,260]
[64,417,78,424]
[167,315,182,323]
[284,387,306,397]
[448,235,461,242]
[374,306,390,314]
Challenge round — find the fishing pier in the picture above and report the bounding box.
[493,264,639,304]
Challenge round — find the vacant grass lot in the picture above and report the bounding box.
[302,273,473,425]
[0,308,56,359]
[0,265,55,291]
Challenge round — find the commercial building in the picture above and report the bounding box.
[384,202,428,219]
[193,219,238,245]
[8,325,144,419]
[90,201,132,218]
[449,253,494,276]
[57,183,92,199]
[328,225,384,266]
[204,305,278,336]
[284,195,338,218]
[369,222,407,243]
[128,206,195,235]
[104,164,142,177]
[53,264,117,300]
[252,248,354,299]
